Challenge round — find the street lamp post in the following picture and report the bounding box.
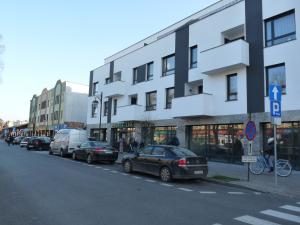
[93,92,103,141]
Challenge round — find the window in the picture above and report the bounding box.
[133,68,138,84]
[198,85,203,94]
[152,147,165,157]
[41,101,47,109]
[265,10,296,47]
[140,146,153,155]
[105,78,110,84]
[190,46,197,68]
[113,72,121,82]
[162,54,175,76]
[146,91,157,111]
[130,95,137,105]
[166,87,174,109]
[93,82,99,95]
[113,99,117,115]
[91,101,98,118]
[104,101,109,116]
[224,36,245,44]
[147,62,154,80]
[266,63,286,95]
[55,96,60,104]
[227,74,238,101]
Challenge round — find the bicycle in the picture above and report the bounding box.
[249,151,292,177]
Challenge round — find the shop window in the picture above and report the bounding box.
[153,126,176,144]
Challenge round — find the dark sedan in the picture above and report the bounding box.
[72,141,118,164]
[27,137,51,151]
[122,145,208,182]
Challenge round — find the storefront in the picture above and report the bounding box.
[111,127,136,151]
[153,126,177,144]
[263,122,300,171]
[90,128,107,141]
[188,124,244,164]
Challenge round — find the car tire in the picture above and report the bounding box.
[160,166,172,182]
[87,154,93,164]
[123,160,132,173]
[72,152,77,160]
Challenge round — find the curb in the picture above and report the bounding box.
[201,177,269,194]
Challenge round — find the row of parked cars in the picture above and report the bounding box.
[11,136,52,150]
[11,129,208,182]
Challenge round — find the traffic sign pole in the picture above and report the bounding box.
[274,125,278,186]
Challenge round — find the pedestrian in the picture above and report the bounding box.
[264,138,275,172]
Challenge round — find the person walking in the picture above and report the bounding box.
[265,138,275,172]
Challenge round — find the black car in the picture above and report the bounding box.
[122,145,208,182]
[27,137,51,151]
[72,141,118,164]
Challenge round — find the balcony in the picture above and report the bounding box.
[113,104,145,122]
[171,94,213,118]
[102,81,126,97]
[200,40,249,75]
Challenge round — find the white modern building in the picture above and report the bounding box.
[29,80,89,137]
[87,0,300,170]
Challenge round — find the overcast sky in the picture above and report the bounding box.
[0,0,218,121]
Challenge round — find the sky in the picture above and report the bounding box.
[0,0,218,121]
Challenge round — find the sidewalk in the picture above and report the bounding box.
[207,161,300,198]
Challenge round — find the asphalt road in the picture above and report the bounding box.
[0,141,299,225]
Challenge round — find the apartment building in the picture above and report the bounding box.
[87,0,300,170]
[28,80,89,136]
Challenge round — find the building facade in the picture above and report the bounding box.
[87,0,300,170]
[29,80,89,137]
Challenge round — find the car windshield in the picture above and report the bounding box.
[90,141,110,147]
[170,147,197,157]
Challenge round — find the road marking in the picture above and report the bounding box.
[87,165,93,167]
[132,176,142,179]
[235,215,281,225]
[95,166,102,169]
[261,209,300,223]
[254,192,262,195]
[121,173,128,176]
[103,168,110,171]
[212,223,222,225]
[280,205,300,213]
[145,179,156,183]
[160,183,173,187]
[199,191,216,194]
[110,170,118,174]
[177,188,193,192]
[228,191,244,195]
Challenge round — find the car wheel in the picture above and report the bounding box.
[72,152,77,160]
[87,154,93,164]
[123,160,132,173]
[160,167,172,182]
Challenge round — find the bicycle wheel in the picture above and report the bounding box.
[250,161,265,175]
[276,160,292,177]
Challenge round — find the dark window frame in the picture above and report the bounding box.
[165,87,174,109]
[91,101,98,118]
[113,99,117,115]
[266,63,286,96]
[227,74,238,101]
[104,101,109,116]
[162,54,175,76]
[265,9,296,47]
[93,82,99,95]
[190,45,197,69]
[146,91,157,111]
[133,68,138,84]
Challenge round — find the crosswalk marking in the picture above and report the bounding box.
[132,176,142,179]
[254,192,262,195]
[103,168,110,171]
[280,205,300,213]
[145,179,156,183]
[228,191,244,195]
[199,191,216,194]
[212,223,222,225]
[177,188,193,192]
[235,215,281,225]
[261,209,300,223]
[121,173,128,176]
[160,183,173,187]
[95,166,102,169]
[110,170,118,173]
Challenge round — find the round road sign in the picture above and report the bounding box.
[245,121,256,141]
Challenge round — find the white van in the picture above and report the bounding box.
[49,129,88,157]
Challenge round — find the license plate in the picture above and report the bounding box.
[194,170,203,175]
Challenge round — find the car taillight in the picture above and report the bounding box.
[95,147,105,152]
[178,158,187,167]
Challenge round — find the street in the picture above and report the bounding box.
[0,141,299,225]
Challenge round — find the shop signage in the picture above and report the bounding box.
[269,84,282,118]
[242,155,257,163]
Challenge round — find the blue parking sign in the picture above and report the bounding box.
[270,100,281,117]
[269,85,282,101]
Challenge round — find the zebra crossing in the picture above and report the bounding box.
[215,202,300,225]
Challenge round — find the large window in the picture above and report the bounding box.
[265,10,296,47]
[162,54,175,76]
[113,99,117,115]
[147,62,154,81]
[166,87,174,109]
[227,74,238,101]
[146,91,157,111]
[93,82,99,95]
[41,101,47,109]
[153,126,176,144]
[104,101,109,116]
[266,63,286,95]
[91,101,98,118]
[190,46,197,69]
